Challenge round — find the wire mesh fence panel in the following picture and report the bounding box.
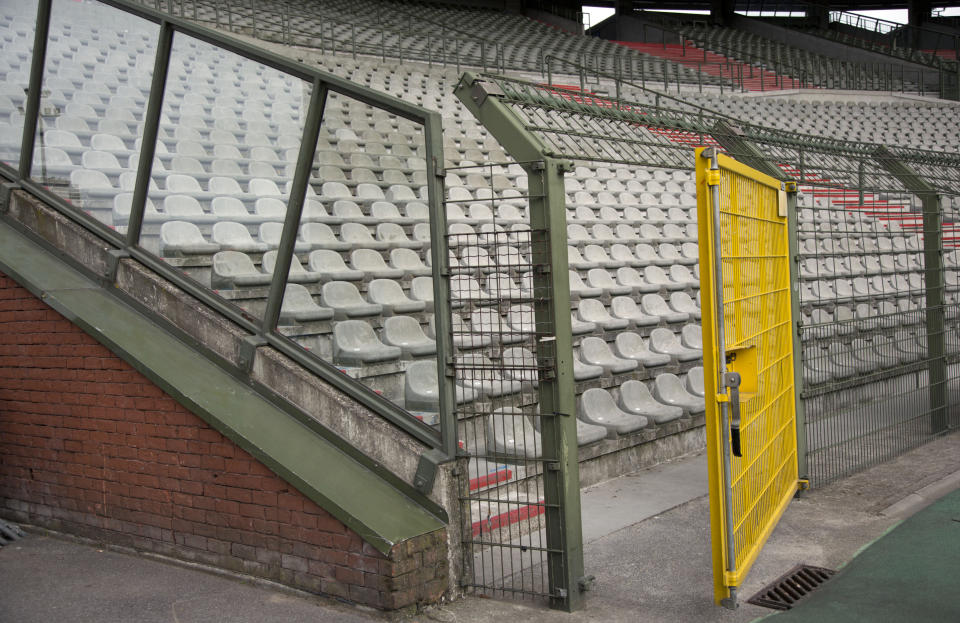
[796,186,960,486]
[447,161,562,602]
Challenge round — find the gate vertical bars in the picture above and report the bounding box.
[698,148,800,606]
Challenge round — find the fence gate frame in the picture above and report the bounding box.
[696,146,804,608]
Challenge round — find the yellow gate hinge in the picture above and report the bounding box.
[706,169,721,187]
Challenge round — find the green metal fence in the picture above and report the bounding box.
[1,0,460,487]
[454,71,960,492]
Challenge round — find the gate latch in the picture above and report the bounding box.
[724,372,743,458]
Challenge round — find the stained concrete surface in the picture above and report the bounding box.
[0,536,385,623]
[1,433,958,623]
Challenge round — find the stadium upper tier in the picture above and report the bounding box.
[130,0,730,87]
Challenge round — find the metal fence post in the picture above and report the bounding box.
[19,0,52,180]
[421,114,455,460]
[785,183,808,481]
[527,156,585,612]
[874,147,949,434]
[921,191,948,433]
[262,81,327,332]
[127,20,174,247]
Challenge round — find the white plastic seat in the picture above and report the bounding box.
[680,325,703,352]
[254,197,286,220]
[450,275,495,303]
[331,200,376,224]
[341,222,389,250]
[617,379,683,424]
[390,248,431,277]
[278,283,334,323]
[367,278,426,314]
[211,196,255,222]
[669,291,701,320]
[320,281,382,319]
[404,360,476,411]
[112,193,161,225]
[487,408,542,459]
[501,347,539,384]
[579,337,639,374]
[583,245,619,268]
[576,299,630,331]
[615,267,659,294]
[307,249,363,281]
[652,373,705,414]
[332,320,401,366]
[456,353,523,397]
[642,293,689,323]
[568,246,598,270]
[613,332,672,367]
[350,248,405,279]
[258,222,310,252]
[300,223,351,251]
[649,328,701,362]
[578,388,647,435]
[609,243,642,268]
[382,315,436,357]
[476,268,523,298]
[644,266,684,291]
[409,276,436,309]
[210,250,271,290]
[376,222,423,249]
[212,221,269,252]
[262,251,320,284]
[609,296,660,328]
[685,367,706,397]
[569,270,603,298]
[586,268,632,295]
[669,265,698,288]
[159,221,219,257]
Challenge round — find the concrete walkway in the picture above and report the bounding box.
[1,432,958,623]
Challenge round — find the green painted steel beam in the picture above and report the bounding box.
[455,70,587,612]
[0,220,445,554]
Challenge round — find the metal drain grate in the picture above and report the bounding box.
[747,564,836,610]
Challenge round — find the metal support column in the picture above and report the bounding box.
[19,0,52,180]
[422,114,456,460]
[128,21,174,246]
[784,182,808,481]
[527,156,586,612]
[875,146,948,434]
[262,81,327,332]
[921,191,948,433]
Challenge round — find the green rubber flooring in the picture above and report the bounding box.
[766,488,960,622]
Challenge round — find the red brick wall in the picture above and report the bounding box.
[0,273,447,609]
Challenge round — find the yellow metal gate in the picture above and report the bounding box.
[695,147,801,607]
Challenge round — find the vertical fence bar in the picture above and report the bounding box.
[922,192,948,433]
[19,0,52,180]
[262,80,327,332]
[422,114,455,459]
[527,156,584,612]
[785,183,808,481]
[127,20,174,247]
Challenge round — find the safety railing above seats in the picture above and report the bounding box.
[0,0,458,467]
